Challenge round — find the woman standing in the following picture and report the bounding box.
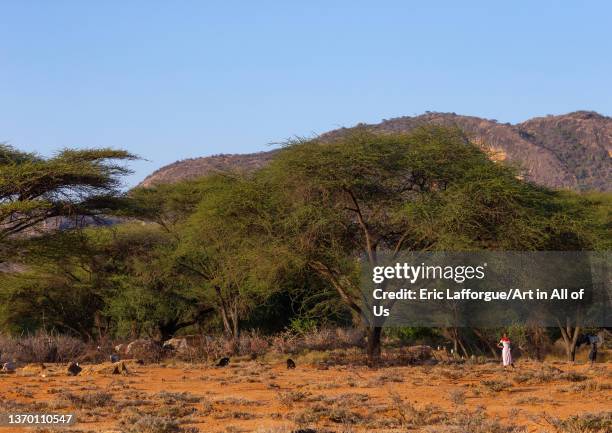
[498,333,515,368]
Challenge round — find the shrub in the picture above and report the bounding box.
[559,372,587,382]
[437,408,527,433]
[449,389,466,405]
[0,331,86,363]
[276,390,309,407]
[155,391,201,404]
[121,415,182,433]
[546,412,611,433]
[58,391,113,409]
[482,380,512,392]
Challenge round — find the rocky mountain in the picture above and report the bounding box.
[139,151,278,188]
[139,111,612,191]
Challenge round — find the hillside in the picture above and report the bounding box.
[139,151,278,188]
[138,111,612,191]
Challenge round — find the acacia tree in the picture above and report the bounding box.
[98,224,214,341]
[545,192,610,362]
[174,174,294,346]
[262,126,587,365]
[0,144,136,242]
[0,223,210,340]
[128,179,211,235]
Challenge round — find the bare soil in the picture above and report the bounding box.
[0,358,610,433]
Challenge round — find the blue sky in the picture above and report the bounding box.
[1,1,610,186]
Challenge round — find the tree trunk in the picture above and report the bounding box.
[566,342,576,362]
[215,286,235,338]
[559,323,581,362]
[473,328,499,360]
[444,327,464,358]
[366,326,382,367]
[159,321,178,342]
[228,302,240,353]
[457,335,469,358]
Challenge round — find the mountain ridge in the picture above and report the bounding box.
[138,111,612,191]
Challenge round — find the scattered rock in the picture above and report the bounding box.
[162,337,190,353]
[162,335,205,354]
[401,345,435,363]
[126,339,149,355]
[125,339,162,362]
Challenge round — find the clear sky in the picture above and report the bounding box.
[1,1,610,186]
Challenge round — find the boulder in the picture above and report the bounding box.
[162,335,204,353]
[126,339,158,357]
[121,339,164,362]
[399,345,435,363]
[162,337,192,353]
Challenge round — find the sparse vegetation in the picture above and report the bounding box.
[0,126,610,432]
[482,380,513,392]
[545,411,612,433]
[0,357,609,431]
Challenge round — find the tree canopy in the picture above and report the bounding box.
[256,126,605,363]
[0,144,137,241]
[1,131,608,364]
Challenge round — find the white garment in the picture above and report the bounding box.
[500,339,512,366]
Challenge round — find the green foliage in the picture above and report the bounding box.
[0,143,137,241]
[259,127,583,322]
[127,179,212,231]
[0,132,608,346]
[174,174,299,338]
[289,317,319,335]
[386,327,441,345]
[0,223,210,339]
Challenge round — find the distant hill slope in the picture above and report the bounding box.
[138,111,612,191]
[139,151,278,188]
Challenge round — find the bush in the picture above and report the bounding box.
[121,415,182,433]
[58,391,113,409]
[482,380,512,392]
[0,331,86,363]
[270,328,364,354]
[546,412,611,433]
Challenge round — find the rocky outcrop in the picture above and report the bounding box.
[138,111,611,191]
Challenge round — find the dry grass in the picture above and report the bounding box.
[0,358,610,433]
[544,411,611,433]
